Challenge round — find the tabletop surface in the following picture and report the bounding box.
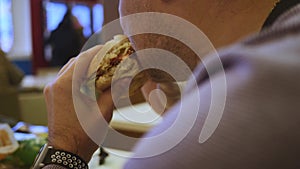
[89,148,132,169]
[110,103,162,133]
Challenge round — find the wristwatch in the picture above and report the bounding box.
[31,143,88,169]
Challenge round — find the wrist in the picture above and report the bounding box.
[32,143,89,169]
[48,134,97,163]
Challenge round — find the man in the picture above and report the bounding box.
[46,9,85,67]
[35,0,300,168]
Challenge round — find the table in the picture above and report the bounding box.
[111,103,162,133]
[89,148,132,169]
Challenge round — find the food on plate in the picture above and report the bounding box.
[0,124,19,160]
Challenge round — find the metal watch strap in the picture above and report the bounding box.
[43,148,88,169]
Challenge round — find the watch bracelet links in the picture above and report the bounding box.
[43,148,88,169]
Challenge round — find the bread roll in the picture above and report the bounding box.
[86,35,147,96]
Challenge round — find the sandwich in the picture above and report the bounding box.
[83,35,147,97]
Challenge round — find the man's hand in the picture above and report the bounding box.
[43,45,114,162]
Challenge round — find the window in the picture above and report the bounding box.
[0,0,13,53]
[44,2,104,38]
[72,4,91,37]
[93,4,104,33]
[44,2,68,32]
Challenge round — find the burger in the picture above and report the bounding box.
[83,35,147,97]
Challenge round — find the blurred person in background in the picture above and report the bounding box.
[46,8,85,67]
[0,49,24,122]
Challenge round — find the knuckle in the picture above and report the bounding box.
[52,80,64,91]
[43,84,52,96]
[44,79,66,95]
